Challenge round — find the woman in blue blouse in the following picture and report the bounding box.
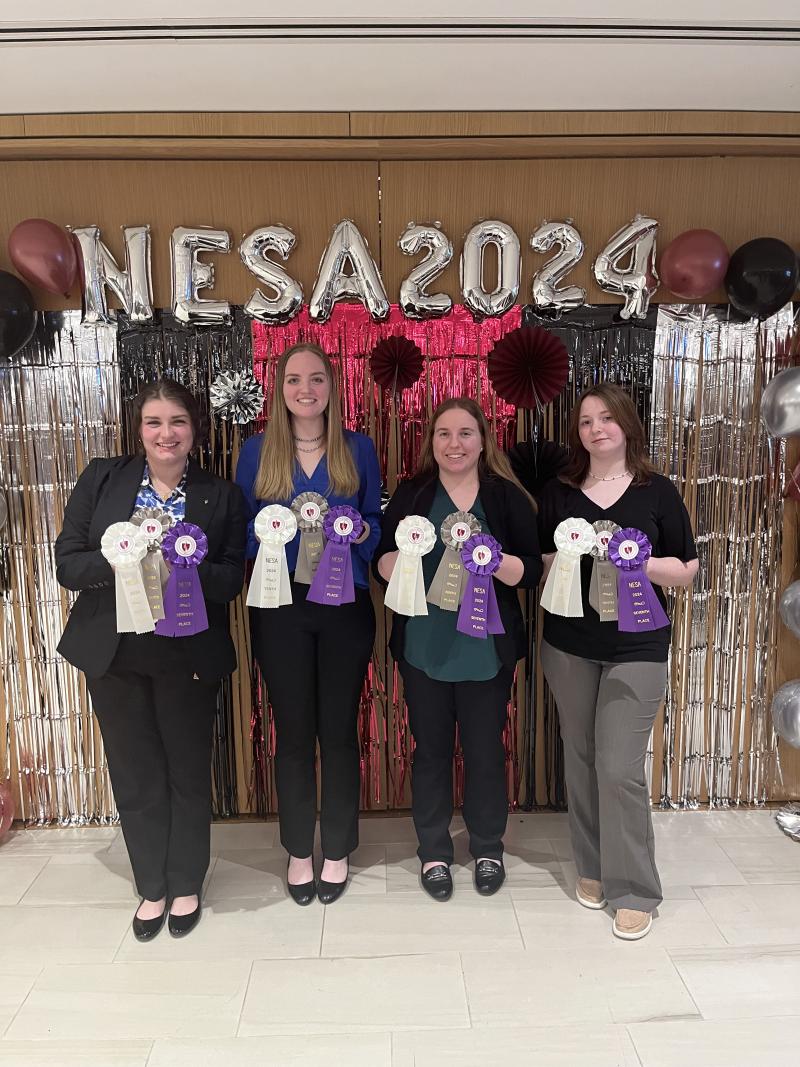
[236,343,381,906]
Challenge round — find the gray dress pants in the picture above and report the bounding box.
[541,640,668,913]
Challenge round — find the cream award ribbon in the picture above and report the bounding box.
[247,505,297,609]
[100,521,155,634]
[540,517,595,617]
[384,515,436,616]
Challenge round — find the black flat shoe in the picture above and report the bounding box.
[287,859,317,906]
[475,859,505,896]
[317,858,349,905]
[132,902,167,942]
[421,863,453,901]
[168,901,202,938]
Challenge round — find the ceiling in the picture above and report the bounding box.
[1,3,799,113]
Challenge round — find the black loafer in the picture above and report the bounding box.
[317,858,349,906]
[132,903,167,942]
[475,859,505,896]
[421,863,453,901]
[168,901,202,938]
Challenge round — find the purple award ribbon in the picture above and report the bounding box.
[306,505,363,606]
[155,522,209,637]
[608,527,670,633]
[456,534,506,639]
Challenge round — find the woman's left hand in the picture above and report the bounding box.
[494,552,525,586]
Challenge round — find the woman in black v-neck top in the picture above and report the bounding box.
[538,383,698,942]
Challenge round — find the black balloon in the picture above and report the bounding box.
[0,270,36,359]
[724,238,799,320]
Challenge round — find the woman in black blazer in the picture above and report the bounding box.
[374,398,541,901]
[55,379,246,941]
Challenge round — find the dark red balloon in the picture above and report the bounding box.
[659,229,730,301]
[8,218,78,297]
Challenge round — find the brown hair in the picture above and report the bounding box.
[560,382,654,488]
[253,342,359,501]
[131,378,206,450]
[416,397,536,511]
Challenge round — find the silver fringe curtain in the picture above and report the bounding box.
[0,306,792,822]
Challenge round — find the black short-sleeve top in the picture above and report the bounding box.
[537,474,697,663]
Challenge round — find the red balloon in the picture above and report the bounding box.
[659,229,730,301]
[0,779,14,838]
[8,218,78,297]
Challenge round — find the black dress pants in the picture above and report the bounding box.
[400,660,514,865]
[87,636,219,901]
[251,585,376,859]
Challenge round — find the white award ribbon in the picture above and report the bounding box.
[100,521,155,634]
[384,515,437,616]
[247,504,297,609]
[540,517,595,617]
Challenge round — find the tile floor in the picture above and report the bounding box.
[0,809,798,1065]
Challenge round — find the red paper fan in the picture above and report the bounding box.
[369,336,424,392]
[487,326,569,408]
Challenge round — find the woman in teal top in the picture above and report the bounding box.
[374,398,541,901]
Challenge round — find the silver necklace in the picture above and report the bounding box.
[588,469,630,482]
[293,433,324,443]
[295,441,325,454]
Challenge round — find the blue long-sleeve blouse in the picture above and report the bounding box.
[235,429,382,588]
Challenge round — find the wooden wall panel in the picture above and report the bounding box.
[380,157,800,307]
[0,160,379,309]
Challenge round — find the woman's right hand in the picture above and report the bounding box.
[377,550,400,582]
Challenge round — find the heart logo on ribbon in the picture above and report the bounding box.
[411,529,421,542]
[120,539,130,550]
[570,531,580,541]
[175,536,198,558]
[272,520,281,530]
[302,504,319,522]
[474,547,491,565]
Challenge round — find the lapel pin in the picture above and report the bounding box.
[204,499,208,504]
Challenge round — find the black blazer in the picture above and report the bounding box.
[373,472,542,670]
[55,456,247,681]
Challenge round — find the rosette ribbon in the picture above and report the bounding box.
[589,520,621,622]
[540,517,595,617]
[291,491,329,585]
[307,505,363,606]
[130,507,173,621]
[384,515,436,616]
[247,505,297,609]
[608,528,670,632]
[155,522,209,636]
[427,510,481,612]
[456,534,505,639]
[100,521,155,634]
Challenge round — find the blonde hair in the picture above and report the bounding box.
[254,343,359,501]
[416,397,536,512]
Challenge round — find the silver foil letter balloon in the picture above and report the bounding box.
[530,220,586,315]
[309,220,390,323]
[760,366,800,437]
[239,225,303,325]
[171,226,232,325]
[460,220,521,318]
[71,224,153,325]
[593,215,659,320]
[772,680,800,748]
[398,223,453,320]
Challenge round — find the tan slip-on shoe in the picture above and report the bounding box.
[576,877,607,910]
[613,908,653,940]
